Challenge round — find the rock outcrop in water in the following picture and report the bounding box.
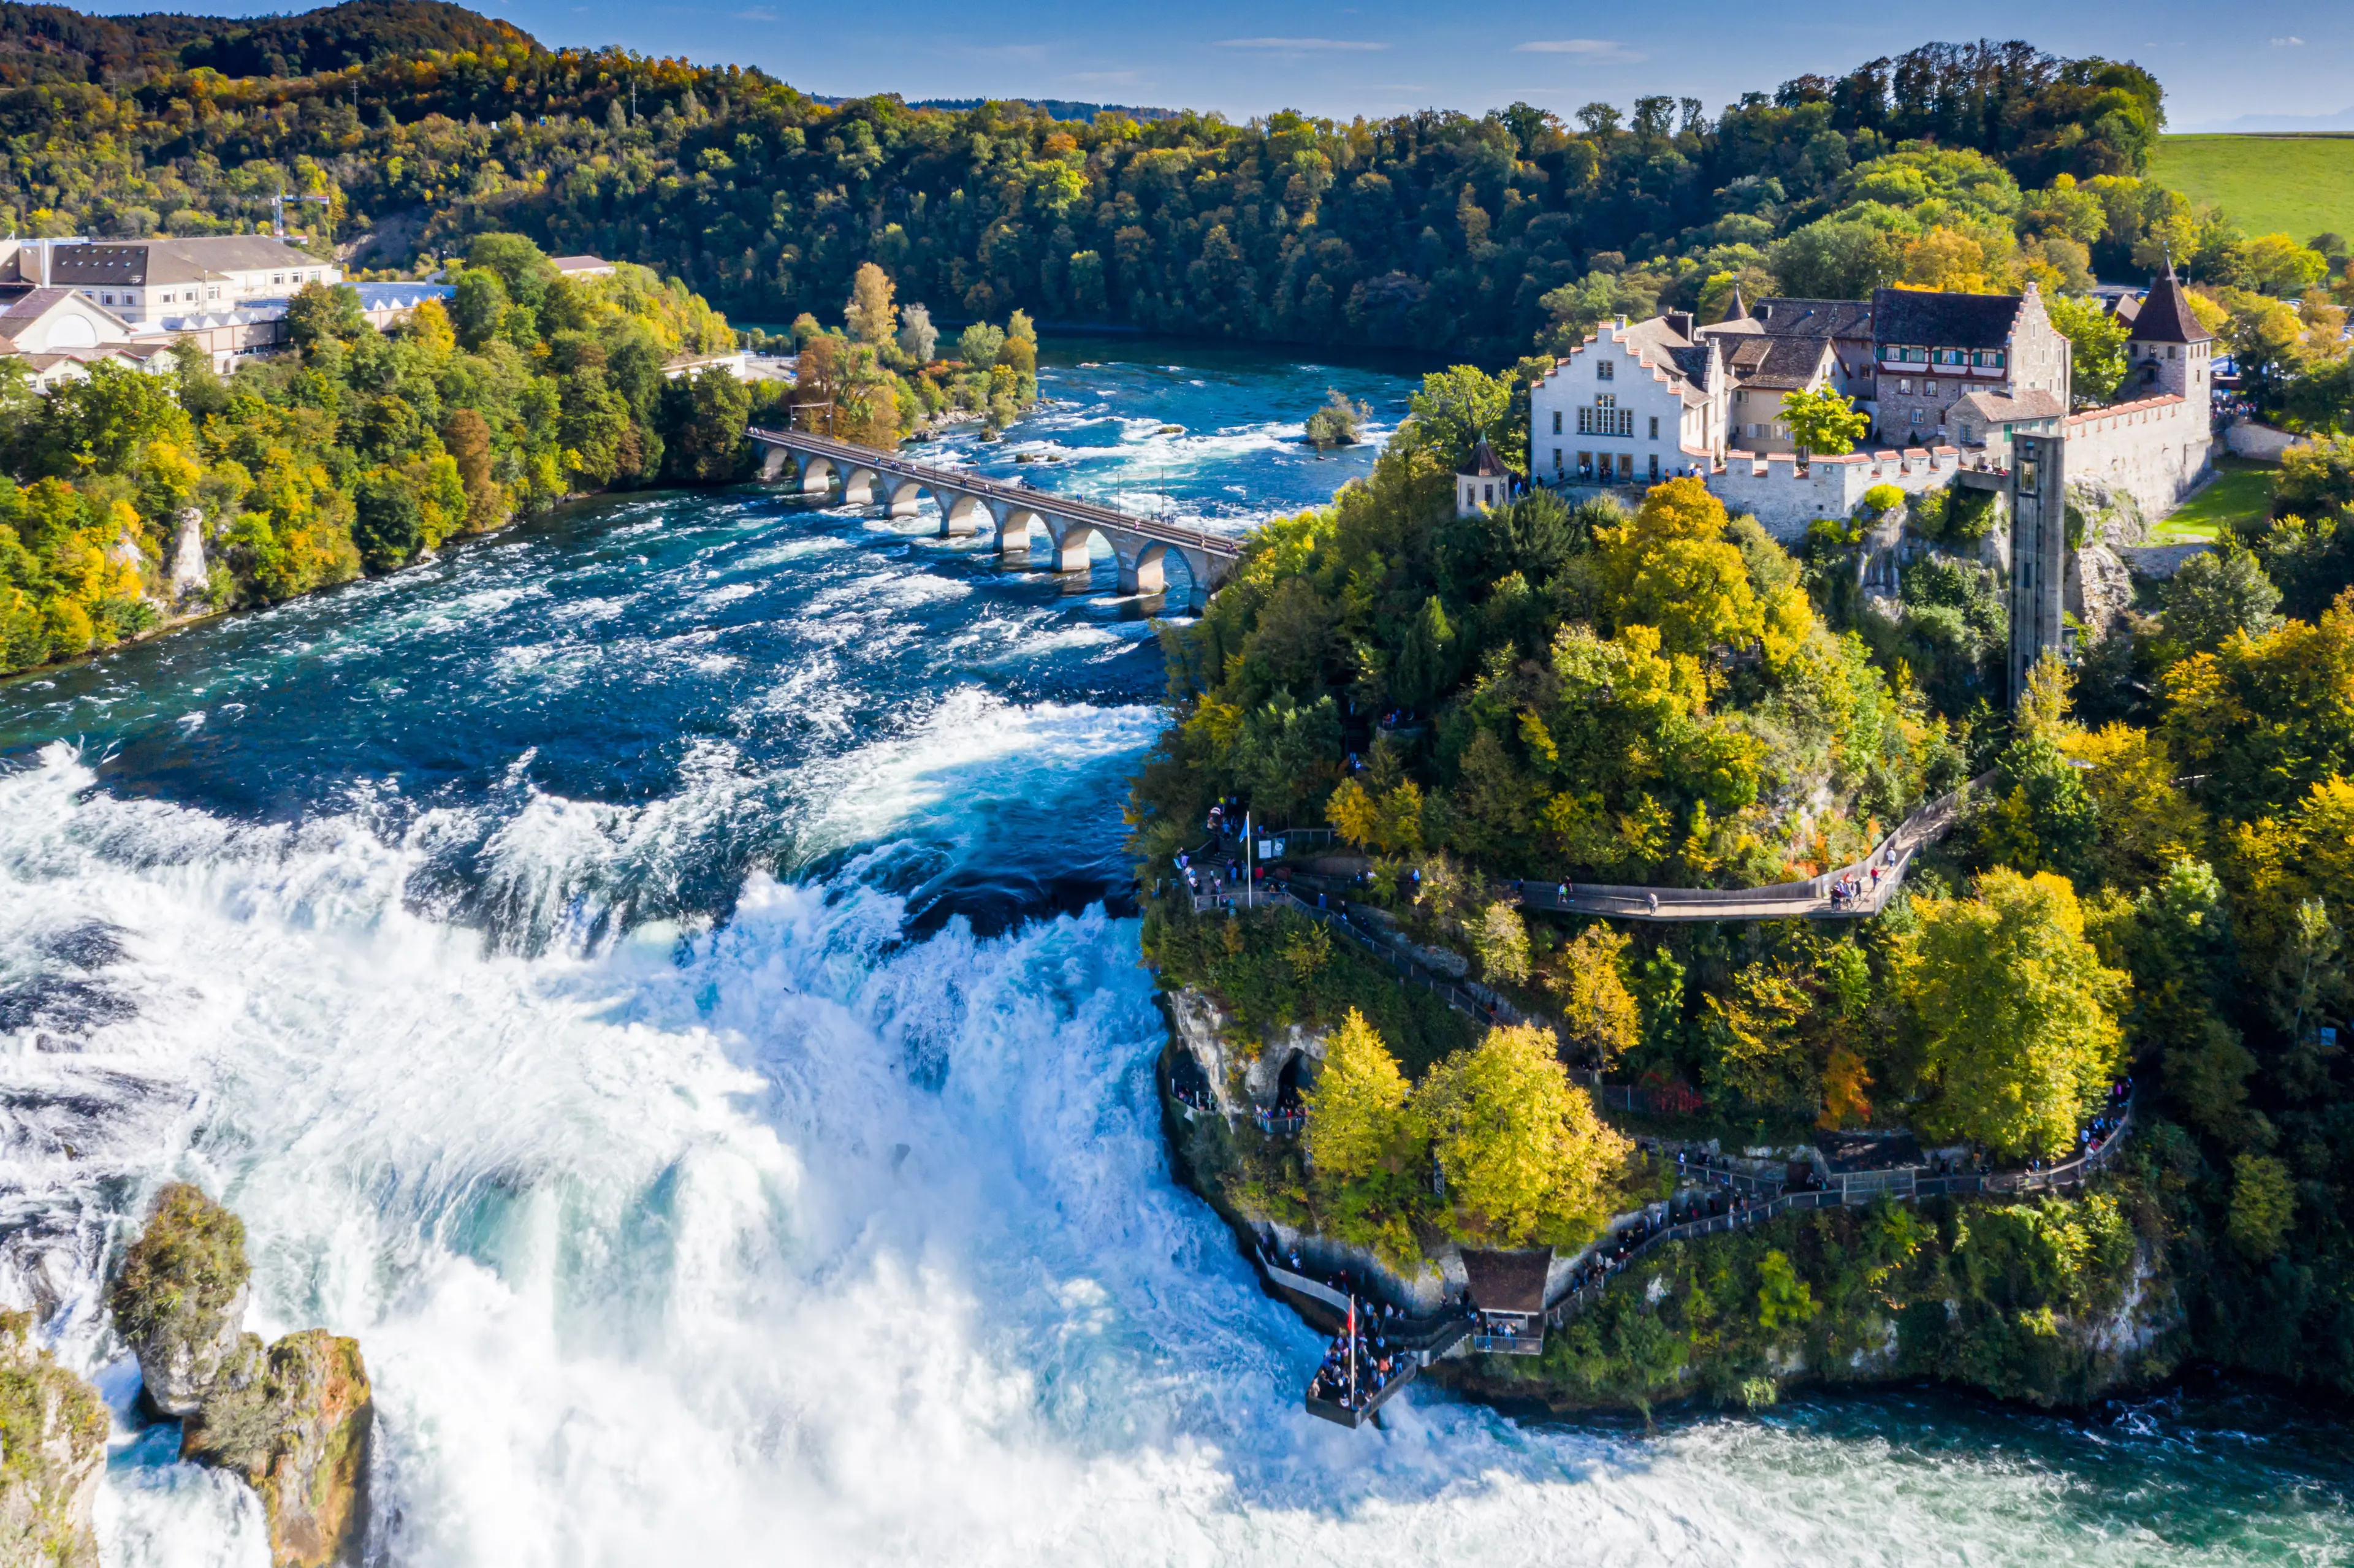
[110,1183,252,1417]
[110,1185,373,1568]
[0,1311,107,1567]
[182,1331,373,1568]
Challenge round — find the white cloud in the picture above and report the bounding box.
[2270,34,2306,45]
[1514,39,1643,63]
[1216,37,1389,51]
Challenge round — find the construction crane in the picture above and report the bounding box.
[271,188,332,241]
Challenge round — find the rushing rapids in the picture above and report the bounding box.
[1,340,2348,1567]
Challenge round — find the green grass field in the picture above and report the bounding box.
[2149,135,2354,243]
[2148,460,2278,544]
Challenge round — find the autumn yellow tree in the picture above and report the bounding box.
[1592,478,1762,656]
[1419,1023,1629,1247]
[1900,869,2128,1159]
[1301,1010,1426,1265]
[842,261,898,347]
[1547,925,1641,1065]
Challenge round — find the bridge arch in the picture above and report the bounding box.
[886,478,927,519]
[940,492,992,536]
[794,454,837,497]
[842,466,883,506]
[1121,540,1197,599]
[1045,519,1108,573]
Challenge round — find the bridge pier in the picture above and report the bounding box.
[1118,544,1167,595]
[1000,508,1043,561]
[842,466,882,506]
[1048,523,1097,573]
[760,445,793,482]
[888,479,926,519]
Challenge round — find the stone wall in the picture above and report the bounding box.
[2225,419,2304,461]
[2060,394,2212,521]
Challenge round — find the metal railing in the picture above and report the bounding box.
[1541,1093,2138,1331]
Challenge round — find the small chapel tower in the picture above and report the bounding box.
[2125,265,2213,404]
[1457,438,1512,517]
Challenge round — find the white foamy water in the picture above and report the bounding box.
[3,741,2348,1568]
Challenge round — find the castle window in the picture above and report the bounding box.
[1924,379,1937,396]
[1648,416,1659,440]
[1577,395,1632,438]
[1552,409,1562,434]
[1596,358,1615,381]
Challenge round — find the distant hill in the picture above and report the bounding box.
[812,93,1175,124]
[0,0,538,83]
[2149,134,2354,244]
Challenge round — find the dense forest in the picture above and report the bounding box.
[0,10,2307,357]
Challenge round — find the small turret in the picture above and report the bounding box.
[1457,439,1512,517]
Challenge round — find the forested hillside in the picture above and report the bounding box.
[0,24,2190,355]
[0,0,533,85]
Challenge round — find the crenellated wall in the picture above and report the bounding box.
[1708,446,1984,541]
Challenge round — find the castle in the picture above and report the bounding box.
[1524,270,2215,540]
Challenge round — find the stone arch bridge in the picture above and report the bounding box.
[747,427,1241,596]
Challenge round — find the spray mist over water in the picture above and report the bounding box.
[0,342,2348,1566]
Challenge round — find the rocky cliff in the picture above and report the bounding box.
[110,1185,373,1568]
[0,1311,107,1568]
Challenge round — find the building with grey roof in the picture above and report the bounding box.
[40,235,340,325]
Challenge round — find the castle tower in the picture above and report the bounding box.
[2125,265,2213,404]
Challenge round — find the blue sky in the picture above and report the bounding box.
[93,0,2354,131]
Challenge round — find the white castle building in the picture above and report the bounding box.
[1529,270,2214,539]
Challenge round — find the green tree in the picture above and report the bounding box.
[2044,293,2129,403]
[1401,365,1512,472]
[1473,901,1531,985]
[956,322,1005,368]
[2163,544,2280,654]
[1418,1023,1630,1247]
[1391,595,1456,710]
[658,367,753,484]
[284,281,368,351]
[2226,1152,2295,1258]
[450,265,510,351]
[350,470,423,572]
[1778,385,1870,458]
[1902,867,2128,1159]
[1304,388,1369,448]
